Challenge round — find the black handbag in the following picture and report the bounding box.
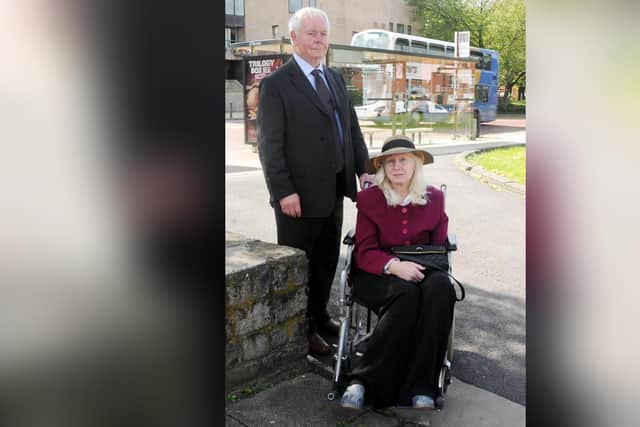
[390,245,465,301]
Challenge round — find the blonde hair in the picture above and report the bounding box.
[374,153,429,206]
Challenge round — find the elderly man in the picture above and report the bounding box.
[258,7,373,355]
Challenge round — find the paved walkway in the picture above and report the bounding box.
[227,372,524,426]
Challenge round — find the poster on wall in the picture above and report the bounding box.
[244,55,288,145]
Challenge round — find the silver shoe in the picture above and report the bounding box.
[412,395,435,409]
[341,384,365,410]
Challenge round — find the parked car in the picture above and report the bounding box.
[410,102,450,123]
[354,100,388,121]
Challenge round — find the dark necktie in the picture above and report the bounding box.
[311,69,334,113]
[311,68,345,173]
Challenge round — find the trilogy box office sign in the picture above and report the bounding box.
[244,55,289,145]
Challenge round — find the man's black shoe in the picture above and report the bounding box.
[308,332,331,356]
[318,318,341,336]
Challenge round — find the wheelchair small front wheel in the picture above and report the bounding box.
[438,365,452,396]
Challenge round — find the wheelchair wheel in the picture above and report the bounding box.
[447,315,455,360]
[435,364,452,409]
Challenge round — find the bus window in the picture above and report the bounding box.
[470,50,491,70]
[411,41,427,54]
[351,31,391,49]
[446,46,455,57]
[481,54,492,70]
[475,84,489,103]
[395,38,410,52]
[470,50,482,66]
[429,43,445,56]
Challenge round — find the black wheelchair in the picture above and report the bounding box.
[326,184,459,409]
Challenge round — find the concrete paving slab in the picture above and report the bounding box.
[226,373,382,426]
[225,415,246,426]
[226,372,524,427]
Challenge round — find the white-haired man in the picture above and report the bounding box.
[258,7,373,355]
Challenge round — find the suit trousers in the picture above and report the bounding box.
[274,173,345,334]
[348,268,456,408]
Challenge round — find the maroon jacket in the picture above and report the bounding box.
[354,185,449,275]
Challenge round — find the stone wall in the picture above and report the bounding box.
[225,232,308,391]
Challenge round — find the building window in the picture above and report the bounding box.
[388,22,393,31]
[226,0,244,16]
[308,0,316,6]
[289,0,302,13]
[407,25,412,34]
[397,23,405,33]
[225,27,232,47]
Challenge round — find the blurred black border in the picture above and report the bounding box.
[95,0,225,424]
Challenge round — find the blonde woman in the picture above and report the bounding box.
[341,136,455,410]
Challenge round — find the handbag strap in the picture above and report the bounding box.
[429,266,466,302]
[447,272,466,302]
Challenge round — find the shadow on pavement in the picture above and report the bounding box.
[449,283,525,405]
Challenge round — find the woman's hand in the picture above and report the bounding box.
[388,260,425,283]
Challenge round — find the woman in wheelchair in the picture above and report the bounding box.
[341,136,456,410]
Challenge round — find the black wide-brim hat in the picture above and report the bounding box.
[365,135,434,174]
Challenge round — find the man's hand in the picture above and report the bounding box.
[388,260,425,283]
[359,173,376,190]
[279,193,302,218]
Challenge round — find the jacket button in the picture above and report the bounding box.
[402,208,408,214]
[402,228,408,234]
[402,219,408,225]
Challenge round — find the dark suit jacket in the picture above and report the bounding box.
[257,58,369,218]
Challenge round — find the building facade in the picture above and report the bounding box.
[226,0,420,47]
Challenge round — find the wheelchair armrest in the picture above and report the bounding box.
[343,228,356,245]
[446,232,457,251]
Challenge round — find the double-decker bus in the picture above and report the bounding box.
[351,29,499,124]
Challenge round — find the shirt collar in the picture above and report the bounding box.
[293,52,323,77]
[400,195,413,206]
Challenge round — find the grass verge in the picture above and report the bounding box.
[466,146,526,185]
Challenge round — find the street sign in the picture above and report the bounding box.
[455,31,470,58]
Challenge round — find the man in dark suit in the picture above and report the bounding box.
[257,7,373,356]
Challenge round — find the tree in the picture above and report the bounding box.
[485,0,525,102]
[405,0,498,48]
[406,0,526,102]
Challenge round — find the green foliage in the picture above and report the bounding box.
[467,146,526,184]
[348,88,363,107]
[226,385,264,403]
[485,0,526,97]
[405,0,526,97]
[405,0,498,47]
[497,98,525,113]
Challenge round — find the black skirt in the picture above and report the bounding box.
[348,268,456,408]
